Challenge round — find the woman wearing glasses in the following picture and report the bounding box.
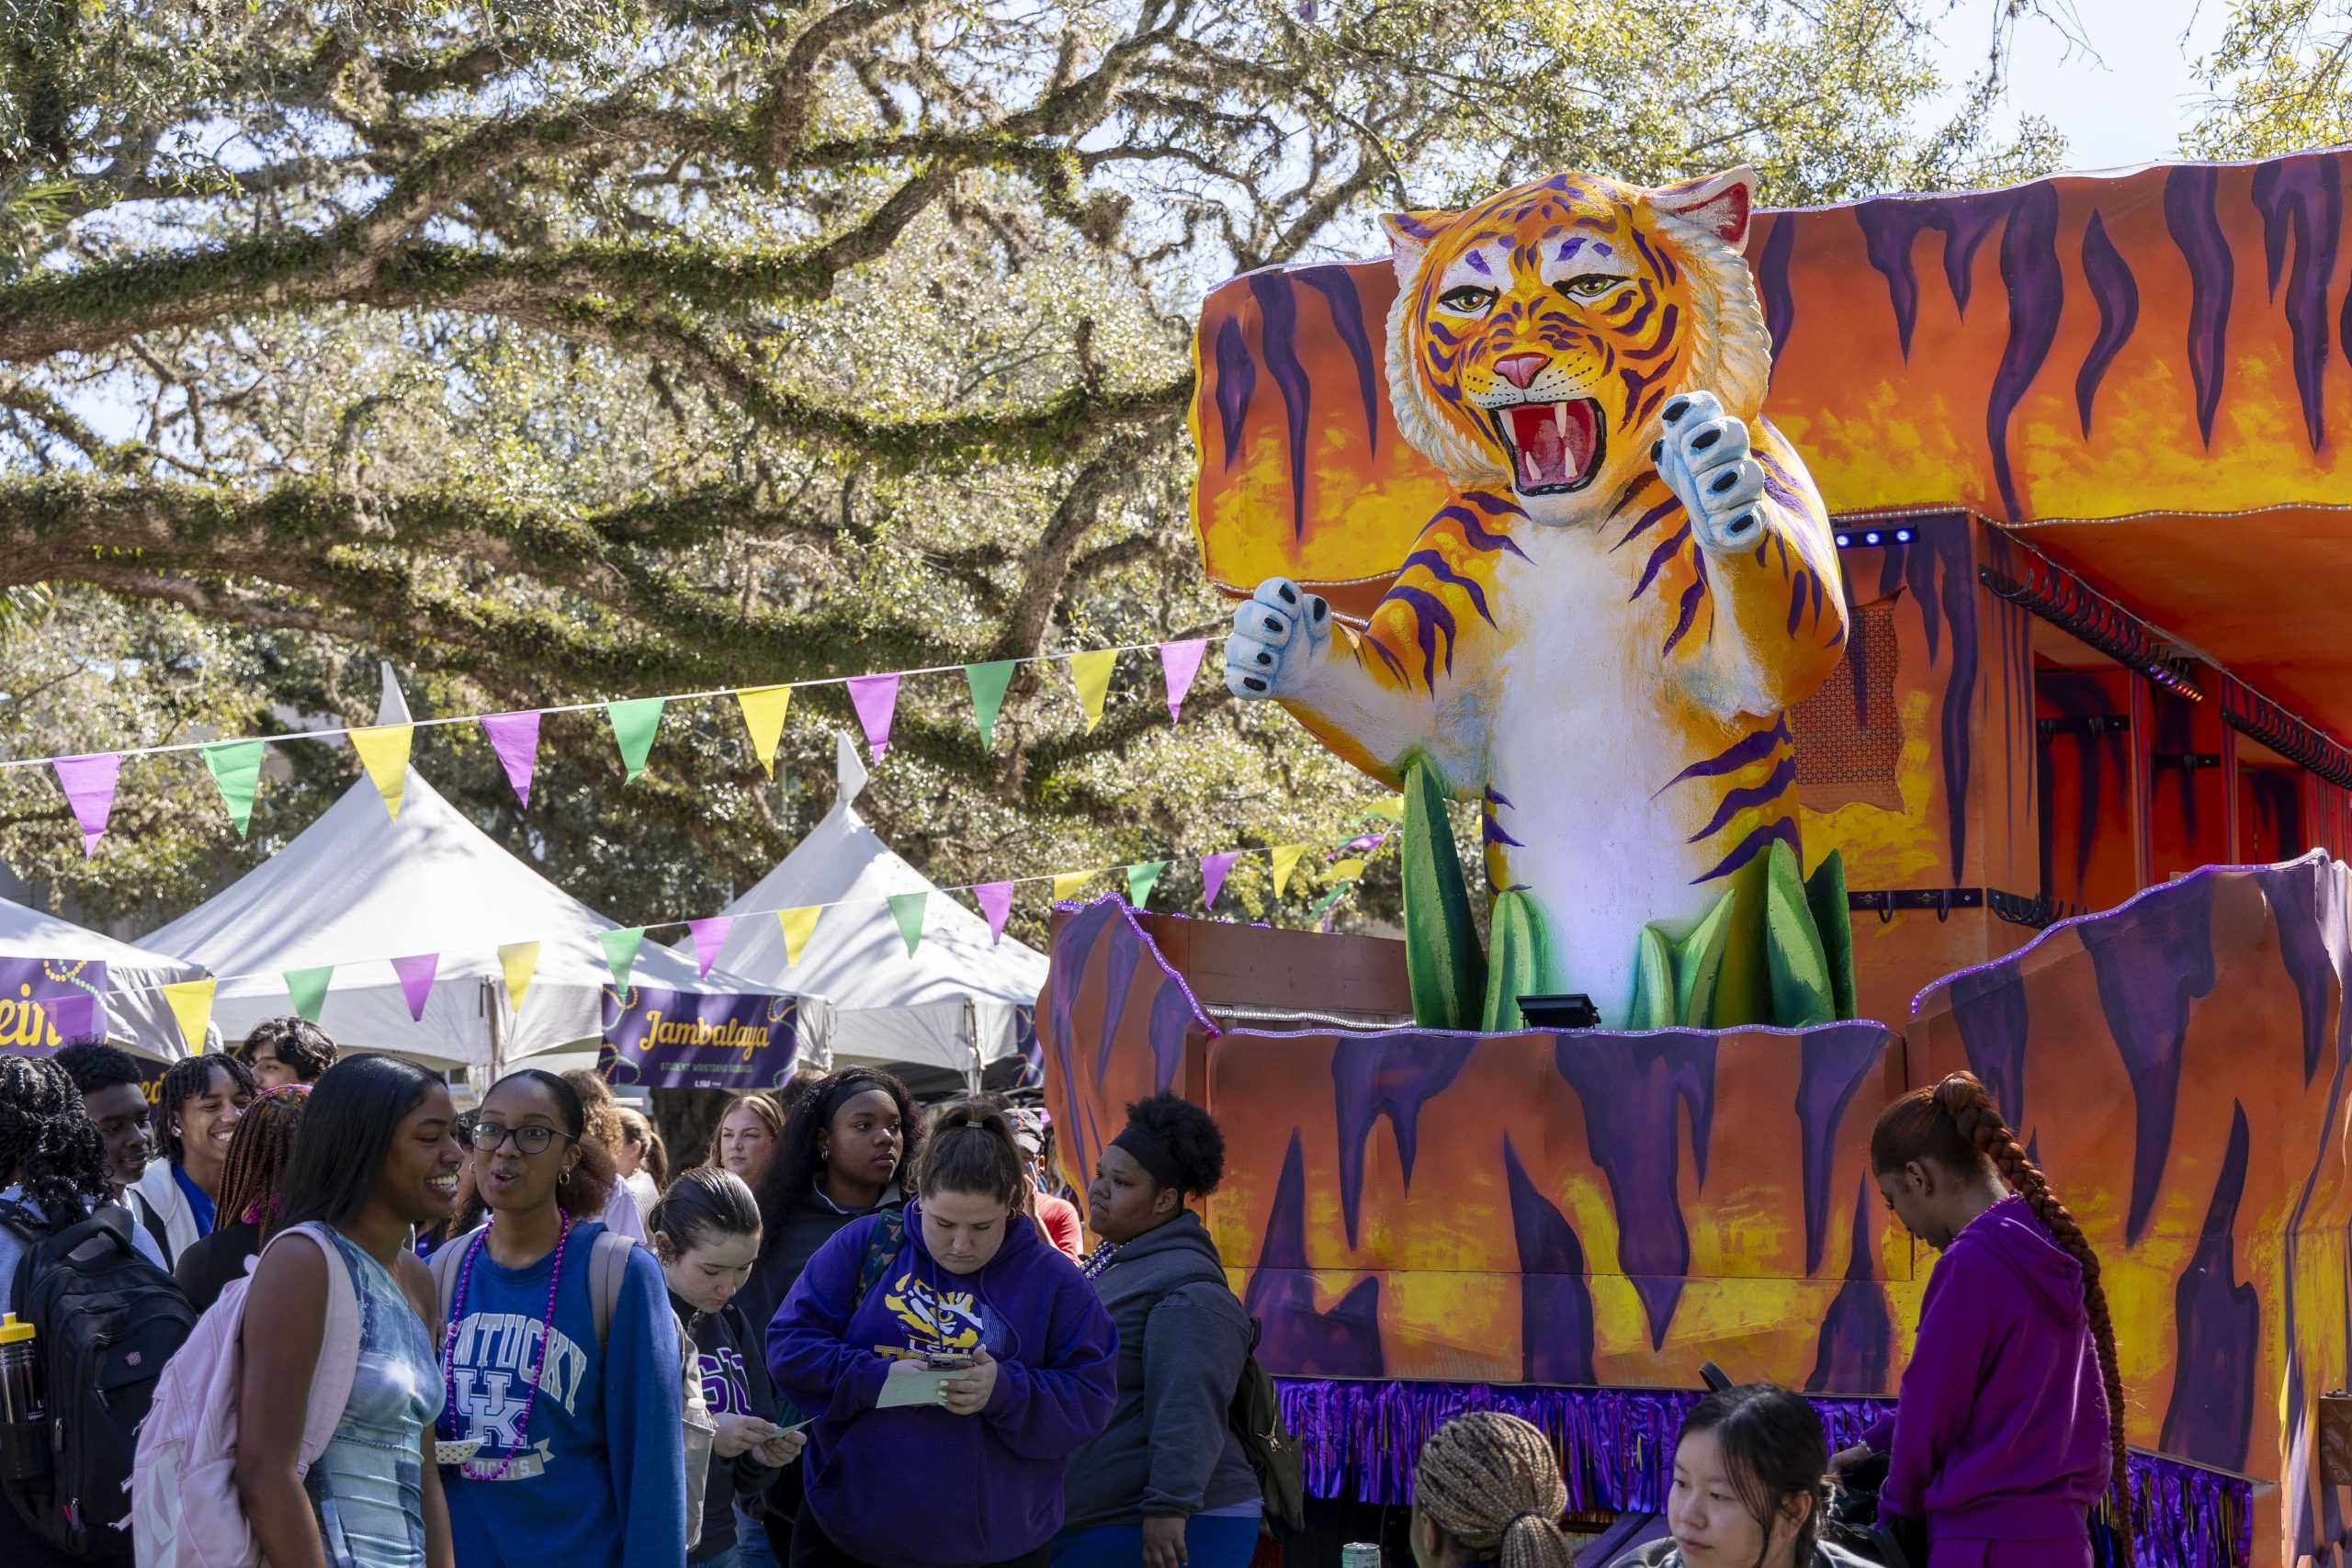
[435,1069,687,1568]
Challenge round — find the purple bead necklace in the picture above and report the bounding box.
[439,1209,572,1482]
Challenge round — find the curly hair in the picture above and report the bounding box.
[1411,1412,1572,1568]
[155,1054,256,1165]
[52,1040,144,1100]
[1871,1070,2132,1560]
[0,1055,107,1225]
[560,1067,626,1160]
[217,1084,311,1237]
[753,1068,922,1232]
[1118,1092,1227,1198]
[449,1068,617,1235]
[1677,1384,1828,1566]
[234,1017,338,1084]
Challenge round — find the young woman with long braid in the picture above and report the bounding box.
[1840,1071,2129,1567]
[1408,1411,1574,1568]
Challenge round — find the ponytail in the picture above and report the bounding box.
[1871,1071,2132,1562]
[914,1100,1024,1210]
[1411,1412,1573,1568]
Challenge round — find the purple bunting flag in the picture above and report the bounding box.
[480,711,542,807]
[846,674,900,763]
[1200,851,1241,911]
[391,953,438,1021]
[52,753,122,856]
[49,990,99,1044]
[973,882,1014,945]
[1159,639,1209,723]
[689,916,734,977]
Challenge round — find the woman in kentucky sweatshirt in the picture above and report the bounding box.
[437,1069,688,1568]
[1843,1072,2127,1567]
[768,1100,1116,1568]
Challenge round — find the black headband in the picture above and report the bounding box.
[1112,1123,1183,1191]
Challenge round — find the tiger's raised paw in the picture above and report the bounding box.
[1651,389,1766,554]
[1224,577,1331,700]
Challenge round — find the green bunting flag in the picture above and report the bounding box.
[965,661,1014,750]
[1307,884,1351,923]
[201,739,265,838]
[887,891,927,956]
[1125,861,1168,909]
[283,965,333,1023]
[600,926,647,990]
[605,697,665,783]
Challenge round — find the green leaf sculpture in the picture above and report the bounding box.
[1401,755,1486,1030]
[1481,889,1548,1032]
[1804,848,1858,1021]
[1763,839,1837,1029]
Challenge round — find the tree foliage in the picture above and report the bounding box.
[2187,0,2352,157]
[0,0,2050,942]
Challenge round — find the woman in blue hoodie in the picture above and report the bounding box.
[1838,1072,2128,1568]
[768,1100,1116,1568]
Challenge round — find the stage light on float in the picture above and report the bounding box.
[1519,993,1600,1030]
[1835,533,1852,547]
[1864,530,1883,546]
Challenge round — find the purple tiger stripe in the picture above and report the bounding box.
[1656,717,1792,795]
[1630,523,1691,600]
[2249,153,2341,450]
[1482,811,1524,848]
[2163,164,2234,448]
[1690,816,1801,885]
[1623,305,1681,360]
[1246,273,1316,536]
[1605,472,1658,520]
[1399,548,1497,626]
[1359,635,1408,684]
[1661,556,1710,658]
[1685,755,1800,844]
[1758,218,1797,378]
[1298,266,1385,457]
[2075,211,2141,436]
[1486,784,1514,807]
[1620,296,1656,336]
[1757,450,1807,512]
[1464,490,1530,517]
[1436,502,1532,561]
[1786,570,1810,637]
[1385,583,1458,683]
[1212,318,1257,472]
[1986,182,2064,522]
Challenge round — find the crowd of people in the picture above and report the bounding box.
[0,1022,2126,1568]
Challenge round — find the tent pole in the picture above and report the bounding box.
[965,997,981,1097]
[482,976,505,1087]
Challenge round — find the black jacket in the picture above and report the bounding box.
[1059,1211,1261,1530]
[676,1289,785,1563]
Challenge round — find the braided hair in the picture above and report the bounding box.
[216,1084,311,1239]
[1411,1411,1573,1568]
[1871,1071,2132,1560]
[0,1055,106,1224]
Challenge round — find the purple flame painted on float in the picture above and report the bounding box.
[1805,1176,1894,1394]
[1794,1022,1891,1275]
[1242,1132,1385,1375]
[1294,266,1383,459]
[2075,211,2141,436]
[1332,1032,1478,1247]
[2156,1101,2259,1470]
[1502,1134,1598,1384]
[2249,152,2341,451]
[1247,273,1317,538]
[1986,183,2064,522]
[2163,164,2235,448]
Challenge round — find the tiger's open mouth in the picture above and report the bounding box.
[1489,399,1604,495]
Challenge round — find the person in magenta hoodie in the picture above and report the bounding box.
[1837,1071,2130,1568]
[767,1100,1116,1568]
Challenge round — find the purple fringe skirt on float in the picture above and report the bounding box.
[1272,1379,2253,1568]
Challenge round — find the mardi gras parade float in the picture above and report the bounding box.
[1041,146,2352,1568]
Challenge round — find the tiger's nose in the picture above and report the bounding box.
[1493,353,1549,389]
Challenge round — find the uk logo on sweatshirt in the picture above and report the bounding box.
[447,1310,591,1480]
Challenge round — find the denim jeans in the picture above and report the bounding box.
[731,1500,783,1568]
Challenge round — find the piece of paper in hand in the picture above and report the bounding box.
[876,1367,957,1409]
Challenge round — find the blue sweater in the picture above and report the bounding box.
[767,1201,1117,1568]
[440,1221,687,1568]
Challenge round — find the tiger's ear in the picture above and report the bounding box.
[1380,209,1460,288]
[1649,167,1756,254]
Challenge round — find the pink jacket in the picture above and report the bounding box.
[130,1222,362,1568]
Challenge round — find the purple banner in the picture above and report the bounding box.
[0,957,107,1055]
[600,986,801,1090]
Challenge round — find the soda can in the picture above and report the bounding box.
[1340,1545,1382,1568]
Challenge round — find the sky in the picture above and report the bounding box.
[1923,0,2235,172]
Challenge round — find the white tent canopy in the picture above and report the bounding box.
[695,735,1046,1089]
[0,898,216,1062]
[143,668,814,1074]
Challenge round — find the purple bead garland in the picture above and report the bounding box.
[439,1211,573,1483]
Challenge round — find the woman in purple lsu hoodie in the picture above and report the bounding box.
[1841,1071,2132,1568]
[768,1100,1116,1568]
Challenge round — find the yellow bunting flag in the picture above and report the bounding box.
[737,685,792,777]
[348,725,414,821]
[1068,649,1118,733]
[1051,871,1093,903]
[1328,858,1366,881]
[163,978,218,1055]
[776,906,822,965]
[1369,795,1407,822]
[1270,843,1308,897]
[498,942,540,1012]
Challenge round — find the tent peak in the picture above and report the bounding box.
[834,730,868,811]
[375,660,412,727]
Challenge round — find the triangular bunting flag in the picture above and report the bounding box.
[1068,649,1117,733]
[688,916,734,977]
[1159,639,1208,722]
[52,753,122,856]
[391,953,438,1021]
[48,991,98,1046]
[1051,871,1093,903]
[1125,861,1168,908]
[887,892,927,956]
[163,978,217,1055]
[348,725,413,821]
[737,686,792,777]
[600,927,647,991]
[846,675,899,763]
[1200,852,1240,910]
[605,697,665,783]
[284,965,333,1023]
[480,712,542,807]
[200,739,264,838]
[973,882,1014,944]
[776,907,821,965]
[1271,843,1308,897]
[966,661,1014,750]
[1328,858,1367,881]
[498,942,540,1011]
[1369,794,1407,822]
[1308,883,1351,924]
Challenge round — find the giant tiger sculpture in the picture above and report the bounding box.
[1219,167,1851,1023]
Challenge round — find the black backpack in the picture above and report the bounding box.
[1228,1317,1305,1540]
[1,1197,195,1563]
